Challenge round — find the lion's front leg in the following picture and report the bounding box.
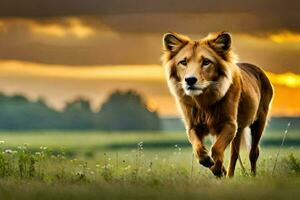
[210,122,237,177]
[187,128,213,168]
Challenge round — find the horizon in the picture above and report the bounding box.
[0,61,300,117]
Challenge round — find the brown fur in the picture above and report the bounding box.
[161,32,273,177]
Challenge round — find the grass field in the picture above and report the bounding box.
[0,130,299,200]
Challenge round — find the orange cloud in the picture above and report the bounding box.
[30,18,94,38]
[0,21,5,31]
[0,18,95,39]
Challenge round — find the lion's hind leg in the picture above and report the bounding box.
[249,114,268,176]
[227,128,248,177]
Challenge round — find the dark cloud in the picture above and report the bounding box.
[0,20,299,74]
[0,0,299,32]
[0,0,298,17]
[95,13,298,34]
[0,1,299,73]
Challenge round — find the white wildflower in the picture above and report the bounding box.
[4,149,13,154]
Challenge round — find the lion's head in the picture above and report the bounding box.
[162,31,238,103]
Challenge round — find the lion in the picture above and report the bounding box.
[161,31,273,177]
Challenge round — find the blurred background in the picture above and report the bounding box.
[0,0,299,153]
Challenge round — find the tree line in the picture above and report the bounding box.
[0,91,161,131]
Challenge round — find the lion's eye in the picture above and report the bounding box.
[202,58,211,66]
[179,58,187,66]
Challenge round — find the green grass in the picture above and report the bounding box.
[0,129,299,146]
[0,131,299,200]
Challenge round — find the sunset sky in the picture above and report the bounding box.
[0,0,299,116]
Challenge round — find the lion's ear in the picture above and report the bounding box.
[163,33,188,54]
[209,31,231,55]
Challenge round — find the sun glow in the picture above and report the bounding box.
[266,72,300,88]
[1,61,300,88]
[0,61,164,81]
[269,31,300,43]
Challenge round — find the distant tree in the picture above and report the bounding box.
[62,98,95,129]
[97,90,161,131]
[0,94,61,130]
[0,91,162,131]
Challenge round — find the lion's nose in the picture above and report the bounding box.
[185,77,197,86]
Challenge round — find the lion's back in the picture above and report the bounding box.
[237,62,273,118]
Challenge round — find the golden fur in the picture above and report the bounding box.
[161,31,273,177]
